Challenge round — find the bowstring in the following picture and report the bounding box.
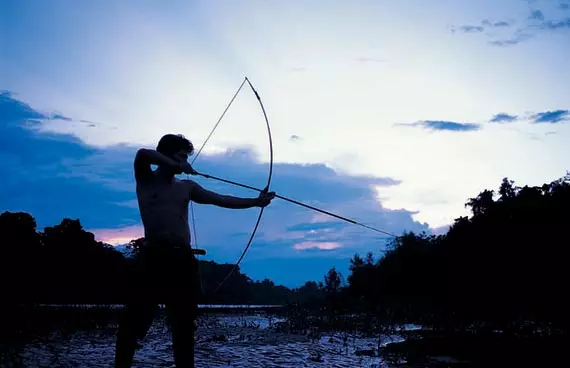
[189,199,204,296]
[191,78,248,164]
[188,77,249,298]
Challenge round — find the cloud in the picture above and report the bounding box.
[456,25,485,33]
[540,18,570,30]
[529,10,545,21]
[51,113,72,121]
[293,241,342,251]
[79,119,101,127]
[287,221,342,232]
[489,31,534,46]
[0,91,429,287]
[450,19,511,36]
[0,93,135,229]
[532,109,569,123]
[396,120,481,132]
[1,91,45,122]
[450,17,513,43]
[453,6,569,47]
[113,199,139,209]
[482,19,512,27]
[490,113,518,123]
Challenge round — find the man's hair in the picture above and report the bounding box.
[156,134,194,158]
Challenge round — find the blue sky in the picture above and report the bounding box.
[1,0,569,287]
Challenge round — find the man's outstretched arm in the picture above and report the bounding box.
[187,181,274,209]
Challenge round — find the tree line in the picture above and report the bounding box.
[2,172,568,336]
[342,173,569,335]
[0,211,327,305]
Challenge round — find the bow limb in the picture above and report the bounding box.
[213,77,274,293]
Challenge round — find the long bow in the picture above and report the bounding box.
[190,77,273,294]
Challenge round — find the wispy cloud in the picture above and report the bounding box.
[482,19,512,27]
[452,5,570,47]
[113,199,139,209]
[454,25,485,33]
[287,222,342,232]
[540,18,570,30]
[488,31,534,46]
[290,135,301,141]
[79,119,101,127]
[396,120,481,132]
[52,113,72,121]
[293,241,342,251]
[532,109,569,123]
[490,113,518,123]
[451,19,512,35]
[529,9,545,21]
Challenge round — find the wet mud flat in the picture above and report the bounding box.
[4,310,396,367]
[5,305,561,367]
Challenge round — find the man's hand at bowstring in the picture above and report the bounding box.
[177,161,198,176]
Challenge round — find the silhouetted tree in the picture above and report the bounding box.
[324,267,341,294]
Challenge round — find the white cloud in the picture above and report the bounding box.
[293,241,343,251]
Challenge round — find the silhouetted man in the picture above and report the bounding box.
[115,134,275,368]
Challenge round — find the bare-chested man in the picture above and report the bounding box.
[115,134,275,368]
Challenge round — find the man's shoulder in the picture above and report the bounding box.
[135,170,158,186]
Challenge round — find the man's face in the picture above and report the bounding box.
[171,149,189,175]
[172,150,189,163]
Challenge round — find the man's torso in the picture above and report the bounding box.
[136,173,193,247]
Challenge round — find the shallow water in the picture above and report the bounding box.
[14,313,401,367]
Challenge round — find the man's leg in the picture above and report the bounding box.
[115,301,157,368]
[115,247,158,368]
[164,247,199,368]
[166,300,196,368]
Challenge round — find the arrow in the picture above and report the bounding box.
[195,172,396,238]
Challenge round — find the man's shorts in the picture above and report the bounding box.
[128,240,202,307]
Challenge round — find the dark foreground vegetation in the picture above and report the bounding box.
[334,173,569,366]
[1,172,568,366]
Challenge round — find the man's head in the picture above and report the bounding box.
[156,134,194,174]
[157,134,194,160]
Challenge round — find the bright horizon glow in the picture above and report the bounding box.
[91,225,144,246]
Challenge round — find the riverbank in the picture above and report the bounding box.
[379,329,566,367]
